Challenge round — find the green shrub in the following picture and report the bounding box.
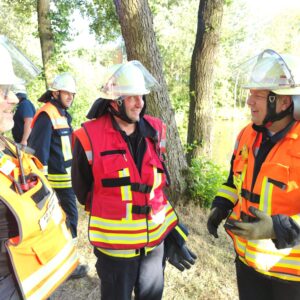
[187,156,228,208]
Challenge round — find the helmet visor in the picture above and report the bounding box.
[238,49,298,91]
[0,35,41,84]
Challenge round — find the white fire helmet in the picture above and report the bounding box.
[241,49,300,95]
[239,49,300,120]
[98,60,160,100]
[49,72,76,94]
[0,35,40,85]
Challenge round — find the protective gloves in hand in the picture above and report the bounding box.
[207,207,229,238]
[224,206,275,240]
[165,237,197,272]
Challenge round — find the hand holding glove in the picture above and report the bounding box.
[224,206,275,240]
[207,207,229,238]
[165,237,197,272]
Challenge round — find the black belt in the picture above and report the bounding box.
[132,205,151,215]
[131,183,152,194]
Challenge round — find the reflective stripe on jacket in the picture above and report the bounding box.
[31,102,72,189]
[227,122,300,281]
[73,114,178,253]
[0,139,78,299]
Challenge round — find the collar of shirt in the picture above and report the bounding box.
[110,114,157,140]
[252,120,295,144]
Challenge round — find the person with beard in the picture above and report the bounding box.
[72,60,196,300]
[29,73,88,279]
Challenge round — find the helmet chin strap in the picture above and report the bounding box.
[108,96,147,124]
[262,91,292,126]
[108,98,135,124]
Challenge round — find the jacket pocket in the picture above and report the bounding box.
[260,162,289,189]
[92,196,126,220]
[100,151,128,174]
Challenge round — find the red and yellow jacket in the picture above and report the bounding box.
[0,139,78,299]
[222,122,300,281]
[73,114,178,257]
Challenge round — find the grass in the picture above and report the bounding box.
[52,204,238,300]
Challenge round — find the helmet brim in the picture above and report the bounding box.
[272,86,300,95]
[98,89,150,100]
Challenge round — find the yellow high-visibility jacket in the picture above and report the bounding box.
[0,139,78,299]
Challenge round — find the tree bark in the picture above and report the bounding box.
[187,0,224,164]
[37,0,54,87]
[113,0,188,203]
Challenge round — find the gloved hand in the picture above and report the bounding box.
[165,238,197,272]
[207,207,229,238]
[224,206,275,240]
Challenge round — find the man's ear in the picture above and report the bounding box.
[280,95,292,111]
[110,101,118,110]
[52,91,59,99]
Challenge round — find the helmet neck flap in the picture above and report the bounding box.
[262,92,293,126]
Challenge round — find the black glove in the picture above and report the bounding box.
[165,237,197,272]
[207,207,229,238]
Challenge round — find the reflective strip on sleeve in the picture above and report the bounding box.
[216,184,238,204]
[48,173,72,181]
[48,173,72,188]
[174,225,188,241]
[48,182,72,189]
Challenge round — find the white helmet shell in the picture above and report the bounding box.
[239,49,300,120]
[49,72,76,94]
[99,60,159,100]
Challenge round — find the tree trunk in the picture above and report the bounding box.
[187,0,224,165]
[37,0,54,87]
[113,0,188,203]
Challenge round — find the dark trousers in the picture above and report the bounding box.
[0,274,21,300]
[54,188,78,238]
[236,258,300,300]
[95,242,165,300]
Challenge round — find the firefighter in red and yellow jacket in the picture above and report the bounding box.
[207,50,300,299]
[72,60,196,300]
[0,36,78,300]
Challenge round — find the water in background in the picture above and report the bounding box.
[211,117,249,170]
